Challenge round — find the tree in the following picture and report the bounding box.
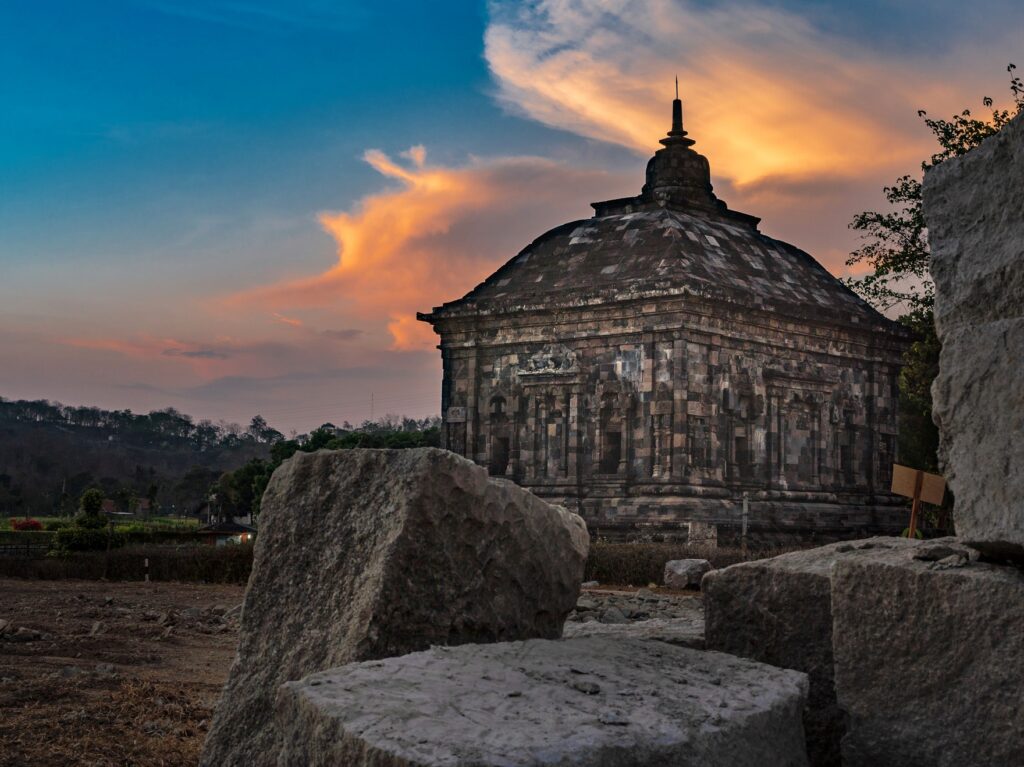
[146,482,160,516]
[844,64,1023,473]
[79,487,104,517]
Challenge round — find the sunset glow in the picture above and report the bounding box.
[1,0,1020,430]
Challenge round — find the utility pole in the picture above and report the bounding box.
[741,491,749,556]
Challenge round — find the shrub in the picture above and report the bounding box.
[74,513,109,530]
[54,526,126,553]
[583,541,801,586]
[11,518,43,531]
[0,542,254,583]
[44,519,71,531]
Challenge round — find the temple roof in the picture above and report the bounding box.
[420,96,908,337]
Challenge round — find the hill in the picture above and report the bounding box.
[0,398,274,516]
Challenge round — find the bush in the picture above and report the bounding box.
[54,526,126,553]
[10,518,43,531]
[583,541,800,586]
[0,543,254,583]
[74,513,109,530]
[44,519,71,531]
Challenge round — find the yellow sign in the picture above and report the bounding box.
[891,464,946,505]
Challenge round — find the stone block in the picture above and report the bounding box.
[923,111,1024,559]
[276,637,810,766]
[930,318,1024,559]
[201,448,589,767]
[924,111,1024,333]
[832,545,1024,766]
[703,537,923,766]
[664,558,712,588]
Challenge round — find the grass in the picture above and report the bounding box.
[5,515,201,532]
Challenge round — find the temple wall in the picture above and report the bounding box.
[434,295,906,537]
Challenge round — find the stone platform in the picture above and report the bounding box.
[276,637,810,767]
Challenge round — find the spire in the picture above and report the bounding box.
[661,78,695,147]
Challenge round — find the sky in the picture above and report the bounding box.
[1,0,1021,433]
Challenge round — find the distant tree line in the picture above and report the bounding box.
[0,396,439,525]
[210,415,441,525]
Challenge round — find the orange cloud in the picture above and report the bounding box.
[228,148,627,350]
[484,0,954,186]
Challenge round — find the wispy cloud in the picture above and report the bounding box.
[483,0,1021,272]
[484,0,948,185]
[226,146,628,350]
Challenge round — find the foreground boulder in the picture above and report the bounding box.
[664,558,712,589]
[703,537,922,766]
[923,110,1024,560]
[202,448,589,767]
[833,544,1024,766]
[276,637,811,766]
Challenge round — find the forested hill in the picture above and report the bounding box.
[0,398,276,516]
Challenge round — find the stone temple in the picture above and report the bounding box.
[418,96,913,541]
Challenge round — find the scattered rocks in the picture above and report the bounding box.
[664,558,712,589]
[832,547,1024,766]
[564,589,705,649]
[8,626,45,642]
[276,637,811,767]
[598,606,628,624]
[202,448,589,767]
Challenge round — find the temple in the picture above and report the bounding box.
[417,94,914,541]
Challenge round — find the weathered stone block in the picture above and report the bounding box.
[664,558,712,588]
[201,448,589,767]
[832,546,1024,766]
[931,318,1024,558]
[703,537,922,766]
[923,111,1024,559]
[276,637,810,766]
[924,111,1024,333]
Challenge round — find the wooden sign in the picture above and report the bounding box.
[891,464,947,538]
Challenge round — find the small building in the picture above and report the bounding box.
[418,95,914,541]
[197,520,256,546]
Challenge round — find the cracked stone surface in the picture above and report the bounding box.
[201,448,589,767]
[276,637,810,767]
[833,546,1024,766]
[923,110,1024,560]
[703,537,927,766]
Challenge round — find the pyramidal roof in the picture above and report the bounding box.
[420,96,907,336]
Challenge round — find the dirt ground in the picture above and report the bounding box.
[0,578,244,767]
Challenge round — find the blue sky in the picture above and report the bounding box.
[1,0,1020,431]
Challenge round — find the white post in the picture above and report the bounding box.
[741,491,749,555]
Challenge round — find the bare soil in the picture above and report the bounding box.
[0,578,244,766]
